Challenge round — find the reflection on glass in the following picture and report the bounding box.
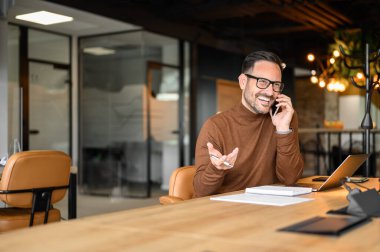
[149,66,180,191]
[8,25,20,153]
[29,62,70,154]
[184,41,191,165]
[28,29,69,64]
[80,31,185,199]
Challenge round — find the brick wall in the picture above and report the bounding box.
[295,77,326,128]
[294,77,339,175]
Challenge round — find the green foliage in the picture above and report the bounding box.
[327,29,380,83]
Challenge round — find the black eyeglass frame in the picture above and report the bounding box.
[244,73,284,92]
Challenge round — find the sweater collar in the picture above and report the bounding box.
[235,102,268,121]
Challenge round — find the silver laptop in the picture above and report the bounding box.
[301,154,368,192]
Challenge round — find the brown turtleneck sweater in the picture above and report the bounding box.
[193,102,304,197]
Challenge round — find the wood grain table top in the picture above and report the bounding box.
[0,176,379,252]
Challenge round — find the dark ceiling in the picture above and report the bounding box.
[48,0,380,67]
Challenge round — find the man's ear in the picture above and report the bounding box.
[238,74,246,90]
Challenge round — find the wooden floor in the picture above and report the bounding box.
[55,187,166,218]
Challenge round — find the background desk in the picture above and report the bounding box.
[1,177,379,251]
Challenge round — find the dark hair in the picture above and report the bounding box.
[241,51,284,73]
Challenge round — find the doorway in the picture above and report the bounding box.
[28,61,70,153]
[20,28,71,154]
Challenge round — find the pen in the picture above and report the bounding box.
[209,154,233,168]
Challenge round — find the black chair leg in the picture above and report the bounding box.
[29,193,38,227]
[43,191,52,224]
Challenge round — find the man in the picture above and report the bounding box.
[193,51,304,197]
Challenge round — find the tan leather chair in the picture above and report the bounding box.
[0,150,71,233]
[159,166,196,205]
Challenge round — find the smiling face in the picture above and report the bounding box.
[238,60,282,114]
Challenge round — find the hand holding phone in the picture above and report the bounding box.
[271,95,294,132]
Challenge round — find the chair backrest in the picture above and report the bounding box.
[0,150,71,208]
[168,166,196,200]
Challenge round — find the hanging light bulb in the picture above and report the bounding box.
[327,83,333,91]
[325,79,347,92]
[333,50,340,57]
[329,57,335,64]
[356,72,364,79]
[340,82,347,92]
[337,82,344,92]
[307,53,315,62]
[311,70,317,76]
[310,76,318,84]
[319,80,326,88]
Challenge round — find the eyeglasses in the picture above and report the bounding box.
[244,73,284,92]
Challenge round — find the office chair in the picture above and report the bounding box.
[0,150,71,233]
[159,166,196,205]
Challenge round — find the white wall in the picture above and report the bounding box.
[339,94,380,151]
[339,94,380,129]
[339,95,364,129]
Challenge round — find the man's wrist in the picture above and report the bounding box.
[276,128,293,135]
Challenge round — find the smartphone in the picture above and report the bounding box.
[312,176,329,182]
[272,101,280,116]
[347,177,369,183]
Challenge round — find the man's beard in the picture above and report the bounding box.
[243,91,272,114]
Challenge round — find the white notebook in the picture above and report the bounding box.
[245,185,313,196]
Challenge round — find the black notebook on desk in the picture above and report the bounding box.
[278,216,370,236]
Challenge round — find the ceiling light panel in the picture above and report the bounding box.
[16,11,73,25]
[83,47,115,56]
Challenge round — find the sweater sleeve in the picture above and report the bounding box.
[275,112,304,185]
[193,119,228,197]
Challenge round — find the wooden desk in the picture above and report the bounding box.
[1,177,379,251]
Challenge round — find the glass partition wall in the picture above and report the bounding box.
[27,29,70,154]
[79,31,190,197]
[7,26,71,155]
[7,25,20,155]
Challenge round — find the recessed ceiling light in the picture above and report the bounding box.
[83,47,115,56]
[156,93,179,101]
[15,11,73,25]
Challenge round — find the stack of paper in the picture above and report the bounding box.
[210,186,314,206]
[245,185,313,196]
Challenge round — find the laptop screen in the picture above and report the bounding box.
[317,154,368,191]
